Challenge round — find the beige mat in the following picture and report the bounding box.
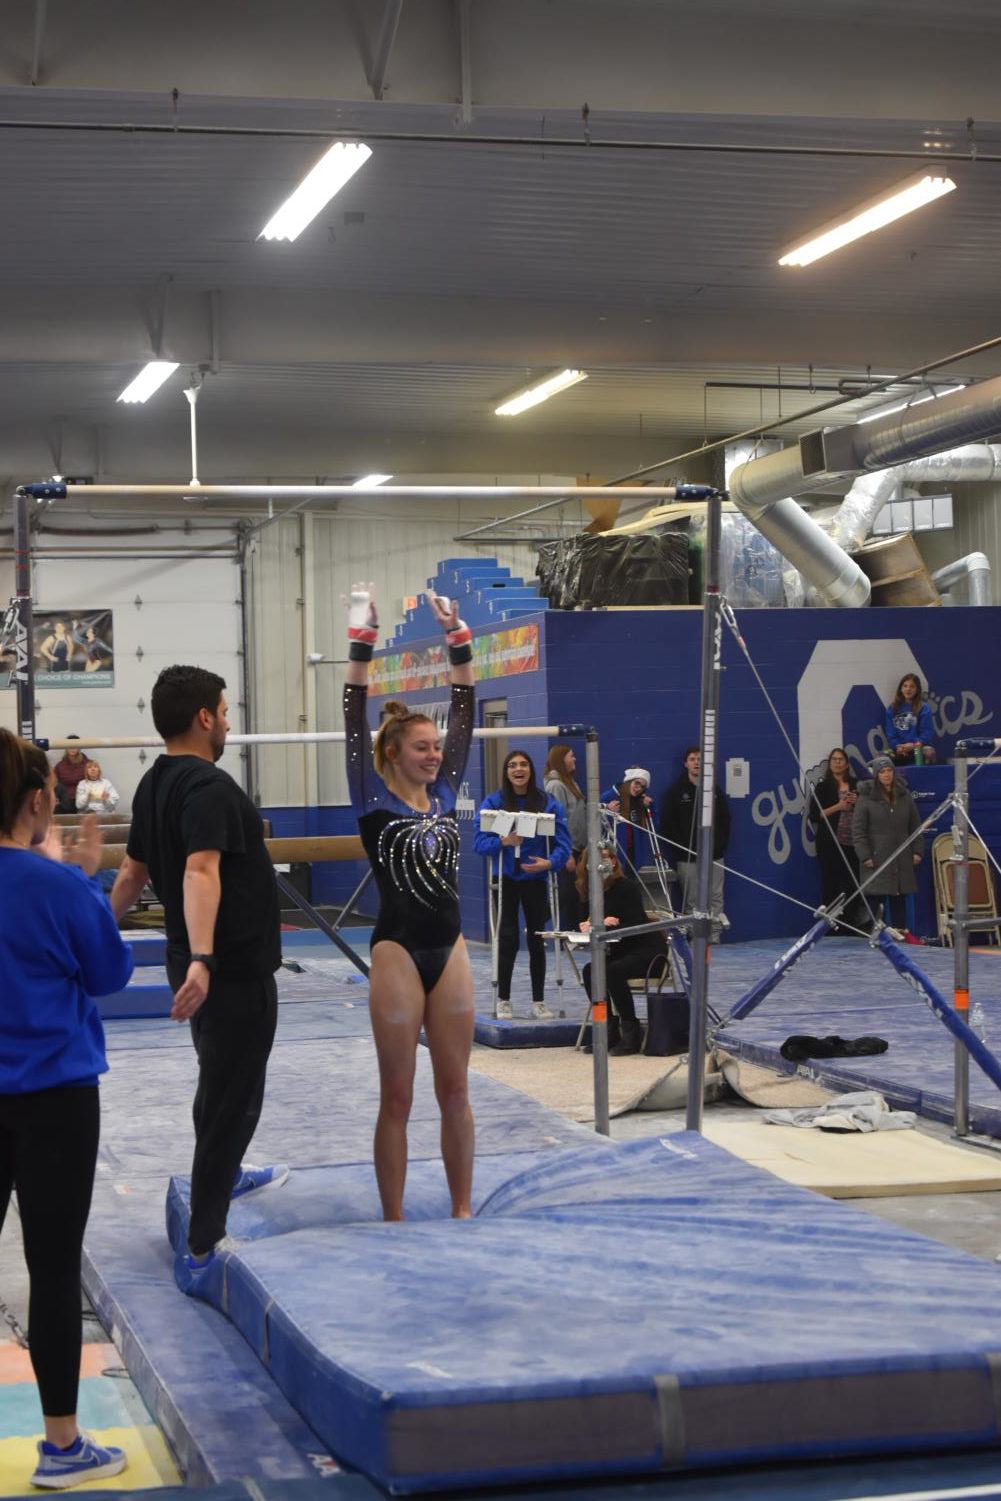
[703,1119,1001,1197]
[469,1046,720,1122]
[714,1049,833,1109]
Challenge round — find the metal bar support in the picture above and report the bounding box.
[584,728,610,1136]
[686,489,723,1132]
[274,872,369,977]
[953,754,971,1135]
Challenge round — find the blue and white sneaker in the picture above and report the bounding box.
[31,1432,127,1489]
[231,1162,290,1199]
[174,1234,241,1298]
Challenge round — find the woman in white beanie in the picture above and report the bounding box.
[602,767,654,866]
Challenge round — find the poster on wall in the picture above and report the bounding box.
[33,610,115,687]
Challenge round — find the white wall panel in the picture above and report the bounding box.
[1,535,243,808]
[245,514,310,808]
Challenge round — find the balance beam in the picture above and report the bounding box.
[97,834,366,871]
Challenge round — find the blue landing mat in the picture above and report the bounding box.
[83,1024,594,1485]
[125,930,167,965]
[165,1133,1001,1495]
[712,937,1001,1136]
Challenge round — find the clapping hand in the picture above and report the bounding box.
[67,814,103,878]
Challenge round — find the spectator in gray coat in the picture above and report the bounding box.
[852,754,923,934]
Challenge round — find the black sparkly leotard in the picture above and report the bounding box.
[344,682,475,991]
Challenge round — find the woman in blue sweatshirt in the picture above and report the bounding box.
[0,729,134,1490]
[884,673,937,764]
[474,750,571,1021]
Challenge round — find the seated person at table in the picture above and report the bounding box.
[576,845,667,1056]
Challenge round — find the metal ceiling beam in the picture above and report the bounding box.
[369,0,404,100]
[28,0,47,85]
[456,0,473,124]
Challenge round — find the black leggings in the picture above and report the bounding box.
[583,948,667,1026]
[497,877,550,1003]
[0,1085,100,1416]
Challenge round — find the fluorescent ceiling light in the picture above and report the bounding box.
[857,384,966,424]
[778,172,956,268]
[117,361,180,404]
[260,142,372,242]
[495,369,588,417]
[351,473,393,488]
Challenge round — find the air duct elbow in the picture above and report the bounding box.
[931,552,992,606]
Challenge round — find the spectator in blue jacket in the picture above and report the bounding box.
[884,673,937,764]
[474,749,571,1021]
[0,728,133,1491]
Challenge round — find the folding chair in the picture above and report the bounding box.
[933,832,1001,947]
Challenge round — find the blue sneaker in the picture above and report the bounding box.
[174,1234,241,1298]
[31,1432,127,1489]
[231,1162,289,1199]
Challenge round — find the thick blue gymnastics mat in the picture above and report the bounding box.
[166,1133,1001,1494]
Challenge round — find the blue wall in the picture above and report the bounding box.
[271,604,1001,942]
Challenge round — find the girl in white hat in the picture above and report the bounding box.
[602,766,653,865]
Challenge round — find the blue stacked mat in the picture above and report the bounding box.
[165,1133,1001,1494]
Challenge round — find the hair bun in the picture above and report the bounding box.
[383,700,410,719]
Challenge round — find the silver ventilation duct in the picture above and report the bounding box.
[931,552,992,607]
[830,444,1001,553]
[729,374,1001,608]
[830,470,899,553]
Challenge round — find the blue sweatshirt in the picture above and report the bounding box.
[884,700,934,752]
[473,791,571,881]
[0,849,134,1094]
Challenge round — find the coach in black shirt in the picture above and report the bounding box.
[112,665,285,1283]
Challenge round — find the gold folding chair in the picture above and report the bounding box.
[933,832,1001,947]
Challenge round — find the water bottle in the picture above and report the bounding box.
[914,743,924,766]
[971,999,988,1043]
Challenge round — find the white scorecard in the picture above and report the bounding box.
[480,809,556,837]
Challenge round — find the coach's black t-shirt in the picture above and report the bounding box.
[128,754,281,979]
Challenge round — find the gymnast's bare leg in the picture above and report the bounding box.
[368,938,475,1220]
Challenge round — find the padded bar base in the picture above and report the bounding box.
[474,1014,582,1048]
[166,1135,1001,1494]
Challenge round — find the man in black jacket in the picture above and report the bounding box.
[658,745,731,941]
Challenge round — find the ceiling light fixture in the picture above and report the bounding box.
[778,171,956,268]
[857,383,966,424]
[495,369,588,417]
[259,142,373,242]
[351,473,393,488]
[116,361,180,404]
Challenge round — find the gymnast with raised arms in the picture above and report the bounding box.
[343,582,476,1221]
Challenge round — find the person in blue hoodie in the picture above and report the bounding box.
[884,673,937,764]
[474,749,571,1021]
[0,728,133,1491]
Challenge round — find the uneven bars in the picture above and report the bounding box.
[21,482,696,503]
[39,725,584,751]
